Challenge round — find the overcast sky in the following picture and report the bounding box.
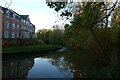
[0,0,59,32]
[0,0,119,32]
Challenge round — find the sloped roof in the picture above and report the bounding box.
[0,6,35,28]
[0,6,7,12]
[0,6,21,19]
[20,15,29,20]
[0,6,29,20]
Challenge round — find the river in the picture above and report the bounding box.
[2,48,119,79]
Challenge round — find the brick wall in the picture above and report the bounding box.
[0,11,2,39]
[3,14,21,39]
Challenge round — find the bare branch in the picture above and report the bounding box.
[97,0,118,24]
[96,3,116,19]
[7,0,12,8]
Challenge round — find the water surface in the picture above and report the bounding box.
[2,48,119,79]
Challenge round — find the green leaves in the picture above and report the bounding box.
[46,2,67,12]
[36,28,64,45]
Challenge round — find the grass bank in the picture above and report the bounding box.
[2,44,62,54]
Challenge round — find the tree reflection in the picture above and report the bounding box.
[49,56,72,78]
[47,49,119,78]
[2,58,34,79]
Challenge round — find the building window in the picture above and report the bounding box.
[24,27,25,30]
[21,26,23,29]
[21,19,24,22]
[11,32,15,39]
[4,31,9,38]
[12,23,15,29]
[6,10,10,16]
[17,33,19,38]
[20,33,23,38]
[25,32,26,38]
[17,25,19,29]
[13,13,16,18]
[26,21,28,25]
[5,21,9,28]
[23,20,25,25]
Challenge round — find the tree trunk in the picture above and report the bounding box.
[105,5,108,28]
[89,28,111,62]
[105,17,108,28]
[117,31,120,78]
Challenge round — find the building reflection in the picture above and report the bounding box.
[2,58,34,79]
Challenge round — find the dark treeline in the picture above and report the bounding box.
[35,25,64,45]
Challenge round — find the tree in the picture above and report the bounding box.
[36,29,51,44]
[36,27,64,45]
[46,0,118,61]
[49,25,64,45]
[64,24,91,49]
[112,3,120,27]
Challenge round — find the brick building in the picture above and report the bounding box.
[0,6,35,40]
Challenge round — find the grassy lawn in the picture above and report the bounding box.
[2,44,62,54]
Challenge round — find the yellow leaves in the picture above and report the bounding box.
[112,18,120,22]
[112,5,120,24]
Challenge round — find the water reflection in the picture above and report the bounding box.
[2,58,34,79]
[27,58,72,78]
[47,49,119,78]
[2,48,119,79]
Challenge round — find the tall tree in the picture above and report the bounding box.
[46,0,118,61]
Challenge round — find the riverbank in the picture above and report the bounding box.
[2,44,62,55]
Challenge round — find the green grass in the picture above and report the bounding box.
[2,44,62,54]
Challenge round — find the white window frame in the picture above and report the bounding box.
[4,31,9,38]
[6,10,10,17]
[11,32,15,39]
[12,23,15,29]
[17,33,19,38]
[23,20,25,25]
[13,13,16,19]
[5,21,9,28]
[17,24,19,29]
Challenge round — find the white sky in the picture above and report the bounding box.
[0,0,59,32]
[1,0,119,32]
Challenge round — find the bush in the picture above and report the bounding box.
[2,39,45,47]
